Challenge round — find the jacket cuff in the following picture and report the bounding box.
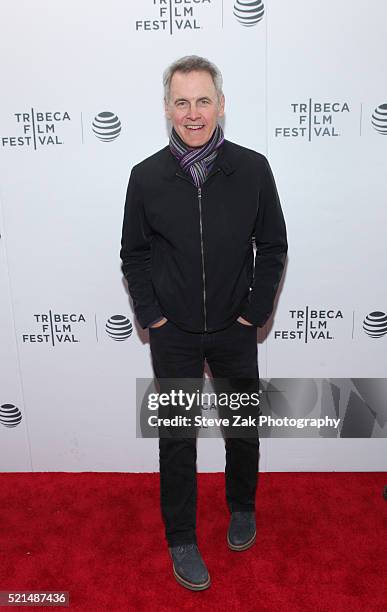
[239,304,271,328]
[136,305,164,329]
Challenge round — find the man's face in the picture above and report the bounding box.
[164,70,225,148]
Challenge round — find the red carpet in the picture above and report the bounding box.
[0,473,386,611]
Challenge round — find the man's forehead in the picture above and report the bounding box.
[169,70,217,99]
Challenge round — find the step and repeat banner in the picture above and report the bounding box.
[1,1,386,472]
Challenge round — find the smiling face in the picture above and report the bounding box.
[164,70,225,148]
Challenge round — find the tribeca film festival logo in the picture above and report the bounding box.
[1,109,121,149]
[275,100,350,141]
[135,0,213,33]
[1,109,71,149]
[134,0,265,34]
[20,311,133,345]
[274,307,344,342]
[0,404,22,428]
[275,100,387,141]
[22,312,86,345]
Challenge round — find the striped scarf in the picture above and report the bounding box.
[169,123,225,188]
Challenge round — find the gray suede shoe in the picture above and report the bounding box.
[169,543,211,591]
[227,511,256,551]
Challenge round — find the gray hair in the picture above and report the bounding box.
[163,55,223,103]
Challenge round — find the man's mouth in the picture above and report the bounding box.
[185,125,204,131]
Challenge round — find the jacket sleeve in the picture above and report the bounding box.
[239,156,288,327]
[120,167,164,329]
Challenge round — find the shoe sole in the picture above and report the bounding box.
[227,529,256,551]
[172,564,211,591]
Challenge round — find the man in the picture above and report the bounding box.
[120,55,287,591]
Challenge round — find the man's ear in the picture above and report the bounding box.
[218,94,225,117]
[164,98,171,120]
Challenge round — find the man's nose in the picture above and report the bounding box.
[187,104,201,119]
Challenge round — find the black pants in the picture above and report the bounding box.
[149,318,260,547]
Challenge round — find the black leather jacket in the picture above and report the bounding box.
[120,139,288,333]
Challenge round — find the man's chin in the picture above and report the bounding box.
[179,130,209,148]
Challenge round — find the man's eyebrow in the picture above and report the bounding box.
[173,96,212,104]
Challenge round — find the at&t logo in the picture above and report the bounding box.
[371,103,387,135]
[92,112,121,141]
[233,0,264,26]
[105,315,133,341]
[363,311,387,338]
[0,404,22,428]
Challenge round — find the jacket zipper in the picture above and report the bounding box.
[176,168,220,332]
[197,186,207,331]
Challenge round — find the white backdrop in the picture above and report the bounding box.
[1,0,386,472]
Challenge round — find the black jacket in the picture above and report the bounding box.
[120,139,288,333]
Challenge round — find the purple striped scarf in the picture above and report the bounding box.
[169,124,224,188]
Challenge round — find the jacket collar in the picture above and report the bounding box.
[163,139,237,180]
